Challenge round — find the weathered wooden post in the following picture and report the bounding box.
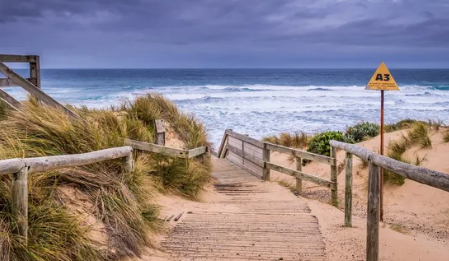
[123,151,134,172]
[330,146,338,207]
[12,167,29,241]
[154,119,166,146]
[262,143,270,181]
[295,156,303,194]
[345,152,353,227]
[367,160,380,261]
[29,55,41,89]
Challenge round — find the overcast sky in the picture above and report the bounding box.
[1,0,448,68]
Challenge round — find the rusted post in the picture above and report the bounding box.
[12,167,29,241]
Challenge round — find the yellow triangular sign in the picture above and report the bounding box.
[366,62,399,91]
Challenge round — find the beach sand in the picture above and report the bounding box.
[144,129,449,260]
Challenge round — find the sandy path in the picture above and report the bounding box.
[160,158,326,261]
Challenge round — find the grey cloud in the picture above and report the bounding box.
[0,0,448,67]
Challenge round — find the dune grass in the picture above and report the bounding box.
[262,132,310,149]
[444,131,449,143]
[0,95,211,260]
[407,122,432,149]
[384,122,432,185]
[0,100,9,121]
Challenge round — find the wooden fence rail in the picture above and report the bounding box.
[124,139,208,159]
[218,129,338,206]
[0,146,134,241]
[0,139,208,243]
[0,54,78,118]
[329,140,449,261]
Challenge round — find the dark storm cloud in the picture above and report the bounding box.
[0,0,448,67]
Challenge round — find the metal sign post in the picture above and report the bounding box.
[366,62,399,221]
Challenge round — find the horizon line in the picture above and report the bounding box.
[18,67,449,70]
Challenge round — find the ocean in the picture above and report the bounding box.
[4,69,449,147]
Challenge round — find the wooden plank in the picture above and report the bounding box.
[329,140,372,162]
[0,54,36,63]
[266,162,334,188]
[226,152,263,179]
[265,143,335,166]
[0,89,21,109]
[25,146,133,174]
[228,136,243,149]
[29,56,41,88]
[125,139,188,158]
[123,152,134,172]
[226,144,264,167]
[0,78,32,87]
[330,146,338,207]
[262,143,270,181]
[366,161,380,261]
[188,147,207,158]
[330,140,449,193]
[0,159,25,176]
[296,157,303,194]
[217,130,230,158]
[155,119,166,133]
[227,151,243,165]
[226,130,264,149]
[154,119,166,145]
[345,152,353,227]
[243,142,263,159]
[12,167,28,240]
[243,159,263,178]
[0,62,79,118]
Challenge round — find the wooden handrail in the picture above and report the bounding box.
[330,140,449,261]
[0,61,79,118]
[0,54,37,63]
[125,139,207,159]
[219,129,338,205]
[330,140,449,192]
[0,146,135,241]
[265,143,335,166]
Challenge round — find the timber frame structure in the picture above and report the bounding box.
[0,54,78,117]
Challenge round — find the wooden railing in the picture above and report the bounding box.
[125,139,208,158]
[0,147,134,241]
[330,140,449,261]
[0,140,208,243]
[218,129,338,206]
[0,54,78,118]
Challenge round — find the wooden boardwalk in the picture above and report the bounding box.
[161,159,326,261]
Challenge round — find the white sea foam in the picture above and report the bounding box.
[8,84,448,147]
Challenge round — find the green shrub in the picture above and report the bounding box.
[307,131,345,157]
[345,122,379,142]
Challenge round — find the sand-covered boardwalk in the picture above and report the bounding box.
[161,159,326,261]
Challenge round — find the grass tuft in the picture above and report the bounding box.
[0,94,211,260]
[262,132,311,149]
[0,100,9,121]
[443,131,449,143]
[407,122,432,149]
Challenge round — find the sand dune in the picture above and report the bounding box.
[269,129,449,260]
